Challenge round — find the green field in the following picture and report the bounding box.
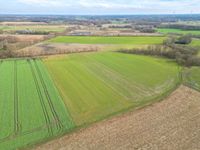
[157,28,200,35]
[167,21,200,26]
[44,52,181,126]
[0,52,181,149]
[0,59,74,150]
[49,36,165,44]
[183,67,200,91]
[190,39,200,57]
[190,39,200,47]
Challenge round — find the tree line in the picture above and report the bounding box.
[118,37,200,67]
[159,24,200,31]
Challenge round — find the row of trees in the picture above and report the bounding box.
[118,43,200,67]
[159,24,200,30]
[15,30,50,35]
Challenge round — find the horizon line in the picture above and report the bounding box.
[0,13,200,16]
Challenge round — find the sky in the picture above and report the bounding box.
[0,0,200,15]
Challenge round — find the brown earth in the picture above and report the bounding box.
[34,85,200,150]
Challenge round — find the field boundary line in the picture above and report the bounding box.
[183,83,200,93]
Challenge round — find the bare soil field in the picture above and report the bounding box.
[34,85,200,150]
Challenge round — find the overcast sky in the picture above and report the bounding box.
[1,0,200,15]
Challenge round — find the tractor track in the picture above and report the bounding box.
[28,59,53,135]
[33,59,63,131]
[14,60,20,135]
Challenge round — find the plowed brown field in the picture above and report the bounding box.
[34,86,200,150]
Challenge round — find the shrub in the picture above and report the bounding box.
[175,35,192,44]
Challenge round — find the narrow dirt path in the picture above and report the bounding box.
[34,86,200,150]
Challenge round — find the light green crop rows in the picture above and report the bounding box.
[44,52,181,126]
[49,36,165,44]
[0,51,182,149]
[0,59,74,150]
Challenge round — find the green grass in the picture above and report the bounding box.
[183,67,200,91]
[44,52,180,126]
[0,59,74,150]
[190,39,200,47]
[49,36,165,44]
[190,39,200,57]
[157,28,200,35]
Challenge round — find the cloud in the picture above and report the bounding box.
[75,0,200,13]
[76,0,200,13]
[18,0,70,7]
[8,0,200,14]
[78,0,131,9]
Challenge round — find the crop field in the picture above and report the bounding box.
[49,36,165,44]
[0,59,74,150]
[157,28,200,35]
[44,52,181,126]
[183,67,200,91]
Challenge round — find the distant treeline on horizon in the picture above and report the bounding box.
[0,14,199,22]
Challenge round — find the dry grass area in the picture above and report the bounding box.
[34,85,200,150]
[0,22,47,25]
[17,43,150,57]
[0,34,47,42]
[0,34,48,51]
[16,43,102,57]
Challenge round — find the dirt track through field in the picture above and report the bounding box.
[34,85,200,150]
